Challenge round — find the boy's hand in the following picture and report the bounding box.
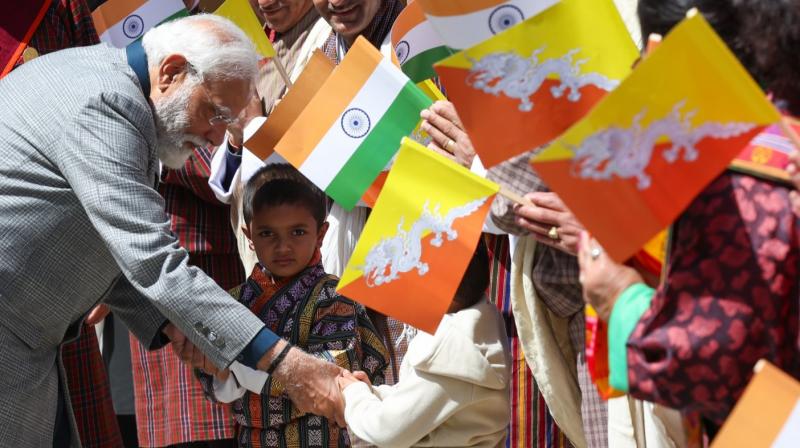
[350,370,372,386]
[337,372,360,391]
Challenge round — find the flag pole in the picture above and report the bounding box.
[273,57,293,89]
[498,187,534,207]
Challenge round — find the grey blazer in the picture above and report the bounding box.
[0,44,266,447]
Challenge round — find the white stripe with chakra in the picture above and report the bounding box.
[393,19,444,65]
[425,0,559,50]
[299,58,407,190]
[99,0,185,47]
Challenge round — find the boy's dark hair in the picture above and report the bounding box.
[242,164,327,227]
[451,238,490,310]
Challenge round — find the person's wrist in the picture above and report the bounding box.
[256,339,287,371]
[227,134,243,153]
[600,274,643,321]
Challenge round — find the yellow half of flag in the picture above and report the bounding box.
[434,0,638,168]
[214,0,275,58]
[531,12,780,262]
[337,138,499,333]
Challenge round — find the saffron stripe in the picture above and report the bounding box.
[97,1,186,47]
[276,38,382,169]
[297,58,406,191]
[416,0,508,17]
[92,0,149,35]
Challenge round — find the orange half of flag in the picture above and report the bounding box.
[434,0,637,168]
[531,13,780,262]
[244,51,334,160]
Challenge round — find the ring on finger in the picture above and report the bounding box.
[547,226,560,241]
[590,246,603,260]
[444,139,456,153]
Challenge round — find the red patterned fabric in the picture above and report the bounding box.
[62,327,125,448]
[484,234,574,448]
[0,0,49,77]
[131,146,245,446]
[627,172,800,424]
[12,0,99,70]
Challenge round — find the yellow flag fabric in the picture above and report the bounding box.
[337,138,499,333]
[214,0,275,58]
[434,0,638,167]
[531,12,780,262]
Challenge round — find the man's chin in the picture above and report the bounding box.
[158,145,194,169]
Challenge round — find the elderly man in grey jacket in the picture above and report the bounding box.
[0,14,341,447]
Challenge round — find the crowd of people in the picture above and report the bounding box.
[0,0,798,447]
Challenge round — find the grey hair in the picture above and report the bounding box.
[141,14,260,83]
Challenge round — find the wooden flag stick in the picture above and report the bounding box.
[273,57,293,89]
[779,116,800,152]
[498,187,534,207]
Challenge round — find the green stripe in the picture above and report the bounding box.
[608,283,655,392]
[326,81,434,210]
[402,45,453,83]
[159,8,189,24]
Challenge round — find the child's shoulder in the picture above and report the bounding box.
[311,273,359,307]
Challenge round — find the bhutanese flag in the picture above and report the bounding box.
[214,0,275,59]
[275,37,432,211]
[531,12,780,262]
[712,361,800,448]
[244,51,334,160]
[92,0,187,48]
[416,0,558,51]
[337,138,499,333]
[390,1,449,83]
[360,80,448,209]
[435,0,637,168]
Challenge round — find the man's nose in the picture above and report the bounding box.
[206,123,227,147]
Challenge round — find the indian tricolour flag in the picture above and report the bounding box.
[275,36,433,211]
[390,1,450,83]
[416,0,559,50]
[92,0,187,48]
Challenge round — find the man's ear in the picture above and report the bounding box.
[317,221,330,247]
[242,224,255,250]
[156,54,190,93]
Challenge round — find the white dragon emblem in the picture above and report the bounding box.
[361,198,488,287]
[466,47,620,112]
[569,101,758,189]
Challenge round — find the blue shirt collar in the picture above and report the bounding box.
[125,40,150,97]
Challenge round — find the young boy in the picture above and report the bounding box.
[196,164,389,447]
[338,241,511,448]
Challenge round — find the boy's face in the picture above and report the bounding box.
[244,204,328,278]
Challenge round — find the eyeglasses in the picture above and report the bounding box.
[200,85,239,128]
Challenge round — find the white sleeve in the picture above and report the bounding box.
[212,373,246,403]
[342,374,465,448]
[208,117,270,203]
[208,138,238,204]
[229,361,270,394]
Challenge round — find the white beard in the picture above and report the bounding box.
[153,77,209,169]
